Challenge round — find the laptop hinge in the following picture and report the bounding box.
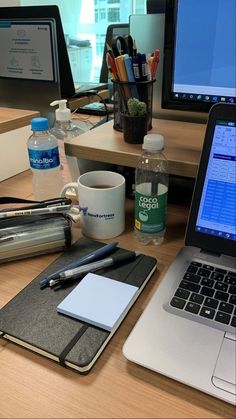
[200,249,221,258]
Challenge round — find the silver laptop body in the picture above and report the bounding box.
[123,103,236,405]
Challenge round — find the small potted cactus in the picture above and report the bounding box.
[122,98,148,144]
[127,98,147,117]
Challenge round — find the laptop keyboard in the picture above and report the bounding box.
[170,261,236,329]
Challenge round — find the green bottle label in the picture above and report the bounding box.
[135,190,168,234]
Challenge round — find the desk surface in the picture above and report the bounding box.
[0,107,40,134]
[0,171,234,419]
[65,118,206,178]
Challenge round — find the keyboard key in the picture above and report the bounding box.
[231,316,236,327]
[215,311,230,325]
[215,291,229,302]
[215,268,227,274]
[228,271,236,278]
[191,261,202,267]
[170,297,186,309]
[214,282,228,292]
[200,306,215,319]
[183,272,201,283]
[229,285,236,295]
[198,268,211,277]
[211,272,224,281]
[219,302,233,314]
[224,276,236,285]
[185,302,200,314]
[203,264,214,271]
[200,286,215,297]
[175,288,190,300]
[204,298,219,309]
[201,277,214,288]
[179,280,201,293]
[229,295,236,305]
[190,293,204,304]
[187,265,198,274]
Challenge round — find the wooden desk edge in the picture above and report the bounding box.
[0,108,40,134]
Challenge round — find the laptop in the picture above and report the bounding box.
[123,103,236,405]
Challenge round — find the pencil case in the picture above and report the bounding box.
[0,213,72,263]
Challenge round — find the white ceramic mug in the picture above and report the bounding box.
[60,171,126,239]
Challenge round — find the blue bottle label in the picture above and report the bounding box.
[28,147,60,170]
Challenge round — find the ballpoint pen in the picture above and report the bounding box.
[39,241,118,288]
[49,251,140,287]
[0,204,72,219]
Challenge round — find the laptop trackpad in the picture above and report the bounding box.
[212,335,236,395]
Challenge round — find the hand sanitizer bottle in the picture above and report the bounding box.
[50,99,80,183]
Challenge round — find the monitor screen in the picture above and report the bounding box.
[0,6,75,99]
[162,0,236,113]
[0,19,58,83]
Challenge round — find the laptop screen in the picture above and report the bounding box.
[185,103,236,256]
[195,120,236,241]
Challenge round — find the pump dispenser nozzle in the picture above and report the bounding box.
[50,99,71,121]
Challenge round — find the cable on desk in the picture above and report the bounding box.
[72,90,111,123]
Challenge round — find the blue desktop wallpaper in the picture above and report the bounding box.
[174,0,236,89]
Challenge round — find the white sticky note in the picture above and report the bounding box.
[57,273,138,331]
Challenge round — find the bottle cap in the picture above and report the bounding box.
[50,99,71,121]
[31,117,49,131]
[142,134,164,151]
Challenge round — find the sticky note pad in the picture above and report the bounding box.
[57,273,139,331]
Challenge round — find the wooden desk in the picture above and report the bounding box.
[65,118,206,178]
[0,107,40,182]
[0,171,233,419]
[0,107,39,134]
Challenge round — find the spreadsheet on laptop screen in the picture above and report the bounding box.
[196,120,236,241]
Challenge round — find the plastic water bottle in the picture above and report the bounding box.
[27,117,64,201]
[134,134,169,245]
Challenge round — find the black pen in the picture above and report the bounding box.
[49,251,140,287]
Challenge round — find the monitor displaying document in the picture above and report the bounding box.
[0,19,58,82]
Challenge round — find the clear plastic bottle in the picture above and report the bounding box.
[50,99,81,183]
[27,117,64,201]
[134,134,169,245]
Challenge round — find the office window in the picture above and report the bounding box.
[9,0,146,82]
[108,8,120,22]
[99,8,107,20]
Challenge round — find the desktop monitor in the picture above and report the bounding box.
[0,5,75,117]
[162,0,236,113]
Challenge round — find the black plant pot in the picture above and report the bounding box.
[122,114,148,144]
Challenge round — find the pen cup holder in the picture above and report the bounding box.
[112,79,155,132]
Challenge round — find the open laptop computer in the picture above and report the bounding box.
[123,103,236,405]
